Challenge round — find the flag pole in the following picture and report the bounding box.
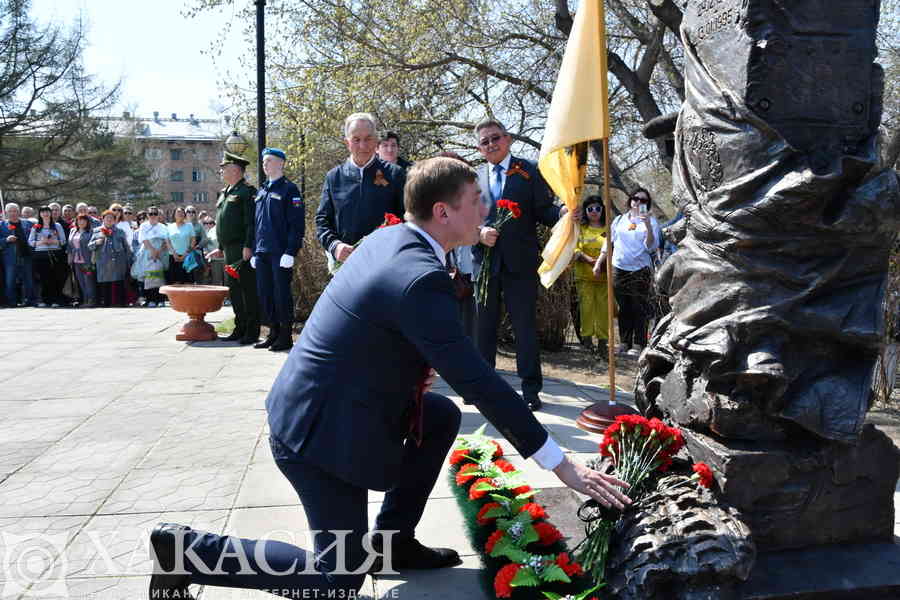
[603,137,615,404]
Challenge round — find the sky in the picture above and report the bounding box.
[29,0,251,120]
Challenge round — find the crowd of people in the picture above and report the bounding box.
[0,200,224,309]
[0,111,668,382]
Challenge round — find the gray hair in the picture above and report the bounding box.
[48,202,61,210]
[4,202,19,211]
[473,118,508,139]
[76,202,88,210]
[343,112,377,138]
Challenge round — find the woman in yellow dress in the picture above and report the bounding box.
[572,195,611,357]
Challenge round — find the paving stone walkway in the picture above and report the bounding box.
[1,306,898,600]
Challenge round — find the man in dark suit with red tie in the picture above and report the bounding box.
[147,158,628,600]
[472,118,571,411]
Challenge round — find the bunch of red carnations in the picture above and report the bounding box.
[575,414,714,580]
[474,199,521,306]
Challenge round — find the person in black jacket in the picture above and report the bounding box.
[315,113,405,273]
[472,118,574,411]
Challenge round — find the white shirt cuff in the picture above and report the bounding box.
[530,435,565,470]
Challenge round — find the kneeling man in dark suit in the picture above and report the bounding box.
[147,157,630,600]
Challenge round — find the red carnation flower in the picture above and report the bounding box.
[658,456,673,472]
[224,264,240,280]
[469,477,494,500]
[101,227,113,236]
[494,458,516,473]
[476,502,502,526]
[8,224,16,231]
[380,213,402,227]
[33,223,43,231]
[455,464,478,487]
[693,462,714,488]
[556,552,584,577]
[519,502,547,520]
[449,449,470,465]
[534,522,563,546]
[485,529,505,554]
[490,440,504,458]
[494,563,520,598]
[512,485,531,496]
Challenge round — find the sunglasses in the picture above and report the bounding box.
[185,210,196,214]
[124,211,133,215]
[202,221,214,225]
[113,208,123,212]
[586,206,603,213]
[148,212,159,216]
[478,134,504,147]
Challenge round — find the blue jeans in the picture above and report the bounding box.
[1,249,34,305]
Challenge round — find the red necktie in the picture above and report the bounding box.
[408,365,431,447]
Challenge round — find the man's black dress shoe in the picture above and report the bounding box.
[371,537,461,571]
[218,330,244,342]
[254,326,278,349]
[149,523,194,600]
[238,333,259,345]
[524,394,542,411]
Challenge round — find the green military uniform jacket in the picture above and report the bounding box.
[215,178,257,265]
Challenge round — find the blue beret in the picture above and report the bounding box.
[261,147,286,161]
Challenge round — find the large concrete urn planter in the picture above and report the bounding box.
[160,284,230,342]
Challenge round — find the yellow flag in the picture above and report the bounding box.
[538,0,609,288]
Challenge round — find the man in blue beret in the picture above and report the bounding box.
[251,147,305,352]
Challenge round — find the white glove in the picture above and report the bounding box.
[250,256,258,269]
[279,254,295,269]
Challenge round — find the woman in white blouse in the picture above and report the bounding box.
[27,205,68,307]
[593,188,662,355]
[135,207,171,307]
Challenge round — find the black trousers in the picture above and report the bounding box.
[475,267,542,397]
[183,392,460,597]
[32,250,67,304]
[167,259,194,284]
[224,245,260,336]
[613,266,654,348]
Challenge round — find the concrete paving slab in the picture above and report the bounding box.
[100,464,248,514]
[234,462,299,509]
[0,470,125,518]
[62,509,229,579]
[373,553,486,600]
[0,514,89,583]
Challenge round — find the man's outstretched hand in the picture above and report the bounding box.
[553,455,631,509]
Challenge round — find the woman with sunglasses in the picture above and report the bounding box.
[593,187,662,356]
[136,207,170,307]
[572,196,611,358]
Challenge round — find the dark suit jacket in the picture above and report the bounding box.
[266,224,550,491]
[315,157,405,255]
[473,155,560,277]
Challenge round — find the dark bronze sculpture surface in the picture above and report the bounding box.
[622,1,900,596]
[639,0,899,445]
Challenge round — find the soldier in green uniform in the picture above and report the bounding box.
[214,152,260,344]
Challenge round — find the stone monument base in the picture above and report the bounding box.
[684,425,900,551]
[739,540,900,599]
